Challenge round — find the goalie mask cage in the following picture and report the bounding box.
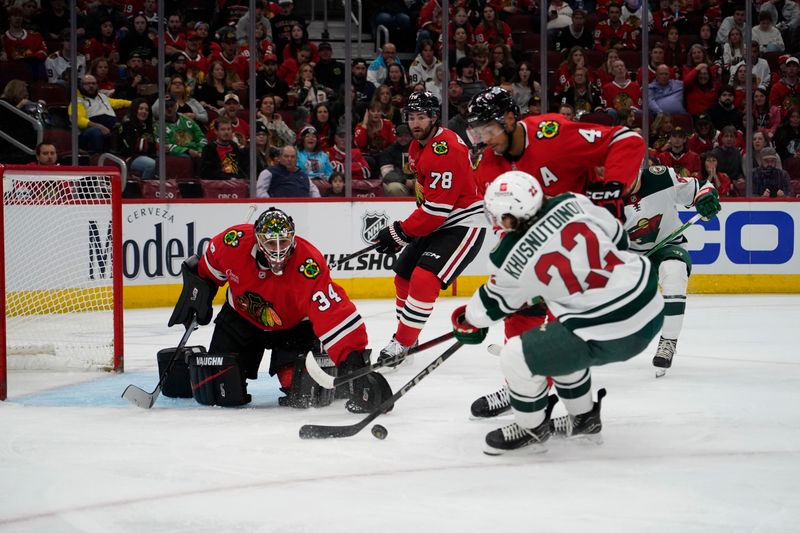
[1,165,124,400]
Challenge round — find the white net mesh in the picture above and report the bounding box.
[3,171,119,371]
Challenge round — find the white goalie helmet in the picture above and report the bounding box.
[483,171,544,228]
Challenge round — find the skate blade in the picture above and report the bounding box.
[566,433,604,446]
[469,410,513,421]
[655,368,667,378]
[378,354,414,374]
[483,442,548,456]
[487,343,502,356]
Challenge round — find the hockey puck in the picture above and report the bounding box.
[371,424,388,440]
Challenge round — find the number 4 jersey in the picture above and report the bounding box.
[198,226,368,364]
[465,193,663,342]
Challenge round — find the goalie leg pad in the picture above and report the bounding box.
[157,345,207,398]
[280,351,337,408]
[188,353,251,407]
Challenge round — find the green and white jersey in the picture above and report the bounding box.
[465,193,663,342]
[624,165,710,253]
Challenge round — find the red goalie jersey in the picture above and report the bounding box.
[403,127,484,237]
[198,226,367,365]
[474,113,644,196]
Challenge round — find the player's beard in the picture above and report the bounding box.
[413,120,437,143]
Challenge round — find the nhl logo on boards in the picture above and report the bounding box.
[362,212,389,244]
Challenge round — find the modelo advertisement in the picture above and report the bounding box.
[119,200,799,289]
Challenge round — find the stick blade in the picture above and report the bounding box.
[304,354,336,389]
[299,423,362,439]
[121,384,156,409]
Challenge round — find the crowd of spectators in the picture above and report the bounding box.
[0,0,799,198]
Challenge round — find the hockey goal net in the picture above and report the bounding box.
[1,165,124,400]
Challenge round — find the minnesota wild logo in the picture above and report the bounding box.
[627,214,663,245]
[223,229,244,247]
[236,292,283,327]
[536,120,560,140]
[432,140,448,155]
[299,258,321,279]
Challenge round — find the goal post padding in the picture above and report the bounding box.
[1,165,123,396]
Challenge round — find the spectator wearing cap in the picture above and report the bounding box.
[707,85,744,132]
[210,29,249,88]
[648,64,686,116]
[257,95,297,148]
[688,114,718,155]
[184,32,210,85]
[119,13,157,63]
[237,0,273,43]
[155,95,207,161]
[69,74,131,154]
[271,0,307,53]
[152,75,208,127]
[154,12,186,58]
[770,56,800,118]
[375,123,414,196]
[327,125,372,180]
[200,116,249,181]
[367,42,403,88]
[456,57,488,105]
[315,41,344,93]
[254,121,279,174]
[114,51,155,100]
[753,147,791,197]
[256,53,290,103]
[256,145,321,198]
[45,30,87,87]
[165,53,189,84]
[296,125,334,181]
[351,58,375,105]
[658,127,701,177]
[1,6,48,77]
[209,93,250,148]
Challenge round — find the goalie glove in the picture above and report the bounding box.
[451,305,488,345]
[693,187,721,221]
[374,221,411,254]
[586,180,626,223]
[168,255,219,328]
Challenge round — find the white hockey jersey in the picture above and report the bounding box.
[466,193,663,342]
[624,165,711,254]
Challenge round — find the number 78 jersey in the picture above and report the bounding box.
[474,114,645,196]
[465,194,663,342]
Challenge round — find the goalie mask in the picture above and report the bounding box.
[254,208,296,275]
[483,171,544,230]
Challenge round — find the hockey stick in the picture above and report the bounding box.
[299,341,463,439]
[644,213,702,258]
[328,243,380,269]
[305,331,455,389]
[121,317,199,409]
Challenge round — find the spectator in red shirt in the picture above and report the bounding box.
[282,23,320,65]
[82,18,119,64]
[594,3,635,52]
[700,150,731,196]
[474,4,512,48]
[684,63,719,116]
[688,113,718,155]
[210,29,249,88]
[658,127,701,177]
[354,100,396,160]
[602,58,642,115]
[154,12,186,57]
[1,6,48,79]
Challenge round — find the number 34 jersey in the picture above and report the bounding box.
[465,194,663,343]
[198,226,367,364]
[403,127,484,237]
[474,114,644,195]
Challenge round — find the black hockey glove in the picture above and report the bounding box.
[168,255,219,328]
[340,351,394,414]
[374,221,411,254]
[586,180,627,223]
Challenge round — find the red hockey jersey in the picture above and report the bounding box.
[473,114,645,196]
[198,229,367,365]
[403,127,483,237]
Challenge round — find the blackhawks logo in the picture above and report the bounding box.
[223,229,244,247]
[627,214,663,245]
[536,120,560,140]
[432,140,449,155]
[236,292,283,327]
[299,258,321,279]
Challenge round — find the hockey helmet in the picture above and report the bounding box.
[466,87,519,145]
[254,207,296,275]
[403,91,440,123]
[483,171,544,230]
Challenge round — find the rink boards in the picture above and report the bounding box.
[116,199,800,308]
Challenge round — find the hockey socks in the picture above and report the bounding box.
[552,369,593,417]
[394,268,440,348]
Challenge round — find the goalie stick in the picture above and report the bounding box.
[299,341,463,439]
[305,331,455,389]
[121,317,198,409]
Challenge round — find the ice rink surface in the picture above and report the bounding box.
[1,295,799,532]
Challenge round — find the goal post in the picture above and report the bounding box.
[1,165,124,400]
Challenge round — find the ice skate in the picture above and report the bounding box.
[550,388,606,443]
[376,335,415,372]
[653,337,677,378]
[484,395,558,455]
[470,386,511,419]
